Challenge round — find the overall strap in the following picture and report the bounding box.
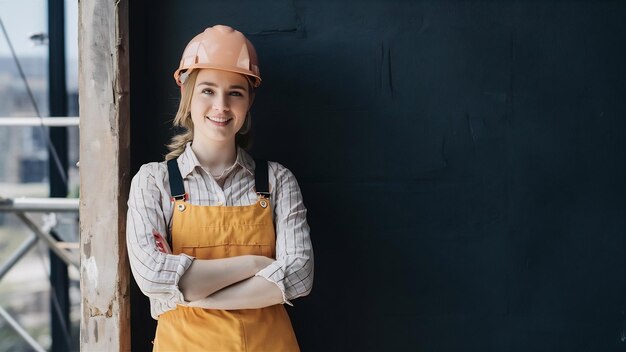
[254,158,270,199]
[167,158,187,201]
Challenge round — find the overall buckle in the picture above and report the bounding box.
[256,191,271,199]
[170,193,188,202]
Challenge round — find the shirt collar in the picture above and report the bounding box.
[178,141,254,177]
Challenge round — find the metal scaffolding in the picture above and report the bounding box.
[0,117,79,127]
[0,196,79,351]
[0,117,79,350]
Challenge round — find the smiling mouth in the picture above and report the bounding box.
[206,116,233,126]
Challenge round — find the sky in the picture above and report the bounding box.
[0,0,78,60]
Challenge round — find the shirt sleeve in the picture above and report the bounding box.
[126,163,196,307]
[254,162,314,306]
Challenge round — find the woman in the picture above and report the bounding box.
[126,25,314,351]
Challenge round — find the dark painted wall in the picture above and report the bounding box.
[129,1,626,351]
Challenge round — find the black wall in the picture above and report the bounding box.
[129,1,626,351]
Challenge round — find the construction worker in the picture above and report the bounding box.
[126,25,314,351]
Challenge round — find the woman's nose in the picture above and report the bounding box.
[212,95,230,111]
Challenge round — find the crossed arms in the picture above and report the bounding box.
[154,230,284,309]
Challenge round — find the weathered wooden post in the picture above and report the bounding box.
[78,0,130,350]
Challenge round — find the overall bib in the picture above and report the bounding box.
[152,158,300,351]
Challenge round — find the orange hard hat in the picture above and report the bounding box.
[173,25,261,88]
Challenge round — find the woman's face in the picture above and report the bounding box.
[190,68,253,145]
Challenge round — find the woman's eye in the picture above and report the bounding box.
[230,91,243,97]
[201,89,214,95]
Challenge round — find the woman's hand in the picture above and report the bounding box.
[153,229,172,254]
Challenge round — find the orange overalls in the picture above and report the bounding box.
[152,158,300,351]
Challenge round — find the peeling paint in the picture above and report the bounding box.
[84,256,99,289]
[84,239,91,257]
[89,304,113,318]
[79,0,131,349]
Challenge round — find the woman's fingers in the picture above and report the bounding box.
[152,229,172,254]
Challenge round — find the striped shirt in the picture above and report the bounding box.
[126,142,314,319]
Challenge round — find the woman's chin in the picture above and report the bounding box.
[199,131,236,144]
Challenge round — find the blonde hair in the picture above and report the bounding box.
[164,70,254,161]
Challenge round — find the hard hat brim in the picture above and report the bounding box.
[174,64,261,88]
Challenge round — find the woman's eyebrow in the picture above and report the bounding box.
[197,82,247,90]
